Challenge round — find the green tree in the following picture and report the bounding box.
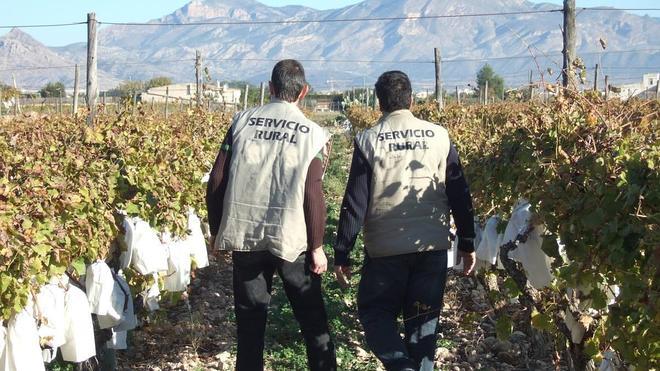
[39,81,66,98]
[145,76,173,90]
[221,81,268,106]
[107,81,145,98]
[476,64,504,100]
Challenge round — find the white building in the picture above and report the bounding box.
[142,82,242,106]
[614,73,659,100]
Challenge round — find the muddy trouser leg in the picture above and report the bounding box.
[233,251,276,371]
[402,250,448,371]
[357,254,417,371]
[279,252,337,371]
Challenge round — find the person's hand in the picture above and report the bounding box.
[334,265,351,289]
[457,250,476,276]
[208,235,223,260]
[310,247,328,274]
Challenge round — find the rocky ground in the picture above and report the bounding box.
[116,251,559,371]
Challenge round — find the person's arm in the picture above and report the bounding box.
[304,153,327,250]
[304,152,328,274]
[205,129,233,242]
[445,142,476,274]
[334,140,372,267]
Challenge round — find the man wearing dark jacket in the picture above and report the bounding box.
[333,71,476,371]
[206,59,337,371]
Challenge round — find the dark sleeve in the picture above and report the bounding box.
[445,142,476,252]
[303,155,326,250]
[333,141,372,266]
[205,129,233,236]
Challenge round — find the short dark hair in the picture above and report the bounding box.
[271,59,307,102]
[375,71,412,112]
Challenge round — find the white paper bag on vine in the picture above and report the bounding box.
[476,215,501,265]
[4,302,45,371]
[35,282,67,361]
[60,284,96,362]
[86,261,125,329]
[163,233,192,292]
[0,324,7,369]
[187,209,209,269]
[502,200,553,289]
[122,216,169,275]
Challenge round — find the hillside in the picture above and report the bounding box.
[1,0,658,91]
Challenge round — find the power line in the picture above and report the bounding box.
[596,66,660,70]
[2,48,658,73]
[0,21,86,29]
[98,9,563,27]
[1,7,658,30]
[0,65,78,72]
[100,58,195,66]
[205,57,433,64]
[580,7,660,12]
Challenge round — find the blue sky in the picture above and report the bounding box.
[0,0,658,46]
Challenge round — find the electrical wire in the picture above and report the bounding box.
[97,9,564,27]
[0,21,86,29]
[1,7,658,29]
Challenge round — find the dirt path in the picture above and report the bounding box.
[117,252,557,370]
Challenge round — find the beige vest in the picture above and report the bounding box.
[356,109,451,258]
[216,99,331,262]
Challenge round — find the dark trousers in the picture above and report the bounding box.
[232,250,337,371]
[357,250,448,371]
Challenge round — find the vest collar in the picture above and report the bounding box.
[380,109,414,122]
[270,97,300,107]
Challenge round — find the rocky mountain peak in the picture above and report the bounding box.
[1,28,44,47]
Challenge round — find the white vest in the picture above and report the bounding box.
[356,109,451,258]
[216,99,331,262]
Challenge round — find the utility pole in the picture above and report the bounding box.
[165,86,170,119]
[562,0,576,89]
[593,64,599,91]
[455,86,460,105]
[243,84,249,109]
[604,75,609,100]
[195,50,202,107]
[260,82,266,106]
[656,81,659,100]
[12,74,21,114]
[366,88,370,107]
[72,64,80,116]
[484,80,489,105]
[86,12,98,125]
[434,47,443,109]
[529,70,534,101]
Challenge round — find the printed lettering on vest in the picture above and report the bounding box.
[387,141,429,151]
[377,129,435,152]
[248,116,310,144]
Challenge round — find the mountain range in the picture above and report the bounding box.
[1,0,659,92]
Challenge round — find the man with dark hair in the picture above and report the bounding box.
[206,59,337,371]
[334,71,476,371]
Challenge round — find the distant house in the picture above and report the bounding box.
[613,73,659,100]
[415,88,475,100]
[308,95,342,112]
[142,82,242,106]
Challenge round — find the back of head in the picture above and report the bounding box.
[375,71,412,113]
[271,59,307,102]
